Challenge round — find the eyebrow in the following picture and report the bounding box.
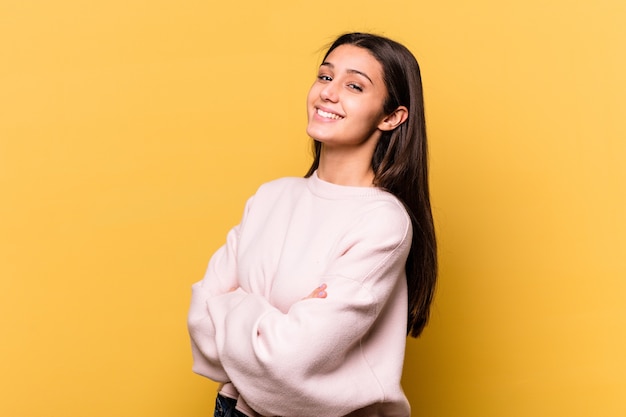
[320,62,374,85]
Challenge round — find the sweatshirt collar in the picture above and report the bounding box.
[307,170,389,199]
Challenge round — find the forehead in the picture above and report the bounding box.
[323,44,383,77]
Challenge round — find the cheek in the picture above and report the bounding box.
[306,82,319,103]
[357,105,386,130]
[305,88,317,119]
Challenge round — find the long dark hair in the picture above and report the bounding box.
[305,33,437,337]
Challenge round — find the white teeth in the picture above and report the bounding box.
[317,109,343,120]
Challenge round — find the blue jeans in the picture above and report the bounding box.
[214,394,249,417]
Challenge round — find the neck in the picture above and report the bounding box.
[316,144,376,187]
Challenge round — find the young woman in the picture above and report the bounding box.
[188,32,437,417]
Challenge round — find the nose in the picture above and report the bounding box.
[320,81,339,102]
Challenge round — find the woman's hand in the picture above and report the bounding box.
[303,283,327,300]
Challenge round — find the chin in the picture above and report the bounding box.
[305,126,323,142]
[307,125,336,142]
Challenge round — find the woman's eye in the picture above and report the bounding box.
[348,83,363,92]
[318,75,332,82]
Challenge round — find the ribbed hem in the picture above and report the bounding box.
[218,383,261,417]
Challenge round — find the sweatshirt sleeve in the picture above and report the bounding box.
[187,197,253,381]
[206,205,412,417]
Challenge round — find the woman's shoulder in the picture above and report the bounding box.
[354,195,412,241]
[255,175,307,195]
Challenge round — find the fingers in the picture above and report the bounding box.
[304,283,327,300]
[314,283,327,298]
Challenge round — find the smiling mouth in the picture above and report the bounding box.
[316,108,344,120]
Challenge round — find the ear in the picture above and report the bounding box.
[378,106,408,132]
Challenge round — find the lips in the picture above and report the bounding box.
[316,108,344,120]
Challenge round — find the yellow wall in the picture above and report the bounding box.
[1,1,624,416]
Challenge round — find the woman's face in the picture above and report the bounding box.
[306,44,389,149]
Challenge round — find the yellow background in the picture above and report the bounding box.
[1,0,624,416]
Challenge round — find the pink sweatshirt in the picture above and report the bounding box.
[187,171,412,417]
